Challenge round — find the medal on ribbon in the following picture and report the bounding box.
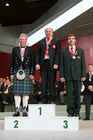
[45,37,53,55]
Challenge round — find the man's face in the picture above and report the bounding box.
[67,36,76,47]
[45,28,53,38]
[6,79,10,85]
[19,36,27,46]
[88,65,93,72]
[0,78,3,83]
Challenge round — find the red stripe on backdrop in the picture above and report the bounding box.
[0,52,11,78]
[76,36,93,69]
[32,44,40,82]
[32,44,38,55]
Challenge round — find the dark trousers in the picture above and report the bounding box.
[66,80,81,115]
[84,93,93,119]
[2,93,14,105]
[40,60,56,102]
[0,94,5,112]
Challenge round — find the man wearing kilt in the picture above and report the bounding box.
[10,33,35,116]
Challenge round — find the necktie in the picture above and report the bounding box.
[45,47,48,55]
[70,47,74,57]
[45,38,50,56]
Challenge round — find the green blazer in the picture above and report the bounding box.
[59,47,86,81]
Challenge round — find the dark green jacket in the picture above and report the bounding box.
[59,47,86,81]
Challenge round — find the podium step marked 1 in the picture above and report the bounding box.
[5,104,79,131]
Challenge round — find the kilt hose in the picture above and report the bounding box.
[13,69,33,95]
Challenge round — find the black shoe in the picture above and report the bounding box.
[23,112,28,117]
[76,115,81,120]
[68,114,74,117]
[50,101,55,104]
[13,112,20,117]
[83,117,90,120]
[75,114,79,117]
[61,103,65,105]
[13,107,20,117]
[75,114,81,119]
[22,107,28,117]
[38,101,42,104]
[42,100,48,104]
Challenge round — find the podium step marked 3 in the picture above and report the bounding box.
[5,104,79,131]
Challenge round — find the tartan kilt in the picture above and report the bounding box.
[13,69,33,95]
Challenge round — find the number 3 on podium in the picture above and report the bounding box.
[63,120,68,129]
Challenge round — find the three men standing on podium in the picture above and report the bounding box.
[10,30,86,118]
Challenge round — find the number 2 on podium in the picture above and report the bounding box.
[38,107,42,115]
[14,120,19,128]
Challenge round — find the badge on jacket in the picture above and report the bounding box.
[77,56,80,59]
[52,44,56,49]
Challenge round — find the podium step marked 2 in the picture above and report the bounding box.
[5,104,79,131]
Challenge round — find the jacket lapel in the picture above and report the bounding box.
[75,47,79,56]
[42,39,46,52]
[49,38,53,45]
[17,47,21,59]
[24,47,28,58]
[65,47,72,59]
[17,47,29,60]
[48,38,54,52]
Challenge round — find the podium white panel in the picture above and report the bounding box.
[29,104,55,118]
[5,117,29,130]
[5,116,79,131]
[5,104,79,131]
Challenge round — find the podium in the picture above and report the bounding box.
[5,104,79,131]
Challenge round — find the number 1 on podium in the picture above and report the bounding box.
[38,107,42,116]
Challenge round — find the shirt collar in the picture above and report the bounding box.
[69,45,76,53]
[69,45,76,49]
[89,72,93,75]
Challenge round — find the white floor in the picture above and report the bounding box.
[0,105,93,140]
[0,120,93,140]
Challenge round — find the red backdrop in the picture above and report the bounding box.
[0,52,11,78]
[0,35,93,80]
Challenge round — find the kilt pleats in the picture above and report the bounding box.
[13,69,33,95]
